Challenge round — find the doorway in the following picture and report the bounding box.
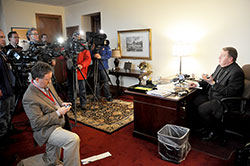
[36,13,63,43]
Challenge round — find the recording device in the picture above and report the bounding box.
[86,32,107,54]
[62,37,87,59]
[65,104,71,109]
[6,38,87,89]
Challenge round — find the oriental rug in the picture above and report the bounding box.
[67,97,134,134]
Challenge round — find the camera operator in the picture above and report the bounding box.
[91,39,112,101]
[4,31,23,54]
[26,27,39,43]
[0,29,16,147]
[26,28,56,66]
[67,32,91,110]
[41,33,51,46]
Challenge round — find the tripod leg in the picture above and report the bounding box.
[71,66,78,126]
[98,59,113,86]
[93,59,99,100]
[76,66,99,102]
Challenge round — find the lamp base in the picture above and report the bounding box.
[114,58,120,70]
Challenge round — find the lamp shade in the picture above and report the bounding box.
[112,49,121,58]
[173,43,193,57]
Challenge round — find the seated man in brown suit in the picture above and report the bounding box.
[22,61,81,166]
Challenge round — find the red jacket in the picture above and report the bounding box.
[77,49,91,80]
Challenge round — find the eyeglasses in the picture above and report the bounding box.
[0,36,5,38]
[31,33,39,36]
[42,78,51,82]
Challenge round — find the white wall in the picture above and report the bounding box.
[1,0,65,38]
[65,0,250,87]
[65,0,250,86]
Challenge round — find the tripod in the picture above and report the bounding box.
[70,54,99,125]
[93,58,113,101]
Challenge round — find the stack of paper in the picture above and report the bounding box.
[146,90,171,97]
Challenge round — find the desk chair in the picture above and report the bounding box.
[221,64,250,141]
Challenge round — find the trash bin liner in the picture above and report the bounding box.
[157,124,191,163]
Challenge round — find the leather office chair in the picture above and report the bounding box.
[220,64,250,139]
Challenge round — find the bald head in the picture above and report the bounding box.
[0,29,6,48]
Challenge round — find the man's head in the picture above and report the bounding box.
[72,32,80,39]
[219,47,237,67]
[26,27,39,42]
[31,61,53,88]
[0,29,6,48]
[41,34,48,43]
[8,31,19,46]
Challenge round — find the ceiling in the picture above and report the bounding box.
[16,0,88,7]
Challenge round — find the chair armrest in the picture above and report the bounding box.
[220,97,249,115]
[221,97,243,102]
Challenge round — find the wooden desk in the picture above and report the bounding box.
[125,89,197,143]
[109,69,151,89]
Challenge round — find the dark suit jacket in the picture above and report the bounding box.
[199,62,244,118]
[22,82,65,146]
[0,51,14,99]
[3,43,22,54]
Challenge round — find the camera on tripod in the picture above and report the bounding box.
[62,37,87,59]
[86,32,107,54]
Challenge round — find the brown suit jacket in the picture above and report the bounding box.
[22,82,65,146]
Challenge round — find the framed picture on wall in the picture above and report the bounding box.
[11,27,29,41]
[118,28,152,60]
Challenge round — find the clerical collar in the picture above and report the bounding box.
[221,62,234,69]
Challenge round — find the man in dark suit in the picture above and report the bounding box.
[189,47,244,140]
[22,61,81,166]
[0,29,16,148]
[4,31,23,54]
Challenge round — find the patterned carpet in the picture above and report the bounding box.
[67,97,134,133]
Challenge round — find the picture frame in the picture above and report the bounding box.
[124,62,132,70]
[11,27,29,41]
[117,28,152,60]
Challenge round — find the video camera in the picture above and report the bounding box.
[6,38,87,89]
[86,32,107,54]
[62,37,87,59]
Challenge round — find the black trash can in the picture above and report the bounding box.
[157,124,191,163]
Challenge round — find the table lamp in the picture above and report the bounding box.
[173,43,192,75]
[112,48,121,70]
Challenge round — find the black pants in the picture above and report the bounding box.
[189,92,222,132]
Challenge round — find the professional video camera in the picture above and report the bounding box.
[86,32,107,53]
[62,37,87,59]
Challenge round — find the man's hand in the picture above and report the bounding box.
[51,59,56,66]
[62,102,72,107]
[77,64,83,69]
[202,74,215,85]
[94,53,101,59]
[57,105,71,115]
[188,82,198,88]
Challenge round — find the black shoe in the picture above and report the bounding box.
[106,97,112,102]
[202,132,218,141]
[81,106,86,111]
[194,127,207,134]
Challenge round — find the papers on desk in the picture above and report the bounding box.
[146,83,175,97]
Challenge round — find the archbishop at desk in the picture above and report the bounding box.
[189,47,244,140]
